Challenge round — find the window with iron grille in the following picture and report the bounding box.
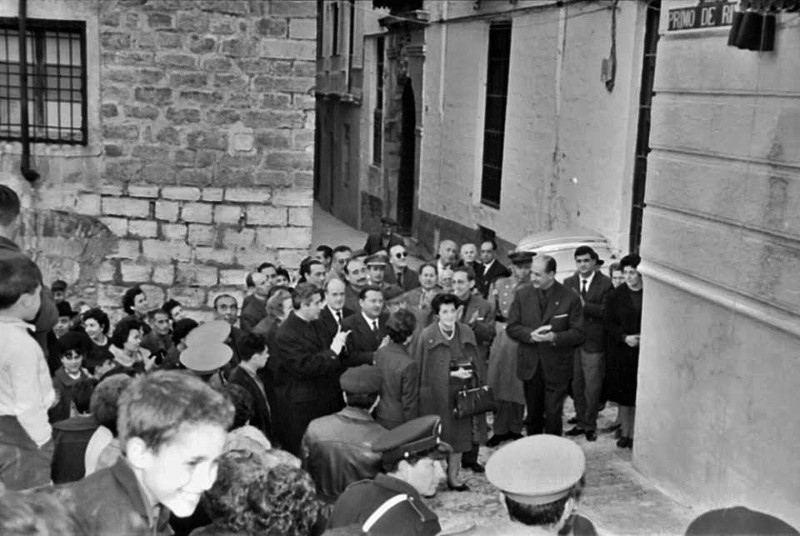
[480,21,511,209]
[0,18,87,145]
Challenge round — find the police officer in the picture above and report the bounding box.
[469,435,598,535]
[327,415,448,536]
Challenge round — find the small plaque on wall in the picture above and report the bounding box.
[667,0,738,31]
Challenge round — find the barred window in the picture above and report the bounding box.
[0,18,87,145]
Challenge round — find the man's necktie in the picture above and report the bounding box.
[335,310,342,325]
[372,320,379,333]
[581,279,588,298]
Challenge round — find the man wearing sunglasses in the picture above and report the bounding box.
[384,245,420,292]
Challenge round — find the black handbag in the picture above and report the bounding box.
[453,379,497,419]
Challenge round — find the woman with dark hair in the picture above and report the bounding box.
[105,317,153,378]
[374,309,420,430]
[192,450,322,536]
[413,293,484,491]
[121,285,151,334]
[81,308,114,374]
[604,254,643,449]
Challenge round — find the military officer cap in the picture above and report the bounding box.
[380,217,397,226]
[179,343,232,375]
[372,415,452,463]
[340,365,383,394]
[184,319,230,347]
[486,435,585,506]
[508,251,536,266]
[365,254,388,267]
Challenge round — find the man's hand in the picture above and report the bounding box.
[624,335,640,348]
[530,325,554,343]
[449,367,473,380]
[331,329,350,355]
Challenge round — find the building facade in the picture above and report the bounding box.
[635,0,800,525]
[0,0,316,321]
[316,0,650,254]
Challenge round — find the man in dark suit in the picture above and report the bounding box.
[384,244,420,291]
[273,284,349,455]
[479,239,511,298]
[317,278,354,347]
[341,286,388,368]
[228,332,273,443]
[240,271,270,333]
[364,217,405,255]
[507,255,584,436]
[563,246,614,441]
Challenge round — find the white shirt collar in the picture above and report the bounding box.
[579,270,596,287]
[361,311,379,328]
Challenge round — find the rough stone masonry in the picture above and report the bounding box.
[0,0,317,322]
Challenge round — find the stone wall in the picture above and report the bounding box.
[0,0,316,322]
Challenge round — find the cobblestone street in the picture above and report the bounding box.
[313,205,697,535]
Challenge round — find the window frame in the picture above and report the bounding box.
[479,21,512,209]
[0,16,87,146]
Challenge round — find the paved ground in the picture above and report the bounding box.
[311,204,698,535]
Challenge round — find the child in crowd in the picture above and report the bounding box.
[0,256,56,491]
[49,331,93,423]
[55,371,235,535]
[50,377,99,484]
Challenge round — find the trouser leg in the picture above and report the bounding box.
[580,349,605,432]
[493,401,524,435]
[523,366,545,435]
[543,377,570,436]
[572,350,587,427]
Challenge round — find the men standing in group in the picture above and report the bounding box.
[240,271,270,333]
[343,258,369,313]
[507,255,584,436]
[485,251,534,447]
[317,278,353,347]
[459,242,485,296]
[436,240,458,275]
[329,246,352,282]
[273,283,349,455]
[479,239,511,298]
[341,286,388,368]
[384,244,420,291]
[213,294,245,366]
[451,266,494,473]
[564,246,614,442]
[364,217,405,255]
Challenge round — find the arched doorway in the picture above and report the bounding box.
[397,78,416,234]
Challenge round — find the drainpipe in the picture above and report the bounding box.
[18,0,40,182]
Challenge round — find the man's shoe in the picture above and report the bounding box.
[564,427,585,437]
[486,434,507,447]
[447,481,470,492]
[616,436,631,448]
[461,462,485,473]
[585,430,597,442]
[567,416,578,424]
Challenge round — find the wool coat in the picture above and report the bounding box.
[604,284,643,406]
[413,322,487,452]
[374,341,420,429]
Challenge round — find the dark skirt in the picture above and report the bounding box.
[605,344,639,407]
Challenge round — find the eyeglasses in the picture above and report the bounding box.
[395,252,408,258]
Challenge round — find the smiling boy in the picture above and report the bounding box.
[55,371,234,535]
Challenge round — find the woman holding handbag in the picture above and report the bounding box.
[413,293,485,491]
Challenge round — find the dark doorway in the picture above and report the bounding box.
[397,78,416,234]
[630,0,660,253]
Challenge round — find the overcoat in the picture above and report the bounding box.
[506,281,584,384]
[486,276,527,405]
[458,293,496,382]
[413,322,487,452]
[373,341,420,429]
[604,284,642,406]
[273,311,344,455]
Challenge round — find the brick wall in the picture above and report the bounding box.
[1,0,317,322]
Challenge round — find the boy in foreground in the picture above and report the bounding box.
[55,371,234,535]
[0,256,55,491]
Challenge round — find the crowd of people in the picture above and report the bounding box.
[1,186,797,536]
